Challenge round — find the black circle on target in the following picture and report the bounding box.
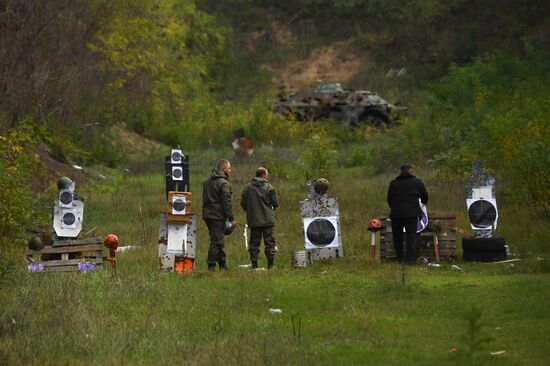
[306,218,336,246]
[59,191,73,205]
[62,212,76,226]
[172,167,183,179]
[171,151,182,162]
[173,198,186,212]
[468,200,497,228]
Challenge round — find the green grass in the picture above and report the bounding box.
[2,257,549,365]
[1,145,549,365]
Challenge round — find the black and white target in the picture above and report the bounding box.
[303,216,339,249]
[172,166,183,181]
[467,198,498,229]
[170,149,184,164]
[62,211,77,227]
[53,199,84,238]
[58,189,73,208]
[172,195,186,215]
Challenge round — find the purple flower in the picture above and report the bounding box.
[78,261,96,272]
[27,263,45,272]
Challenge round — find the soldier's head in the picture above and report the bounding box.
[400,164,413,174]
[217,159,232,177]
[256,167,269,179]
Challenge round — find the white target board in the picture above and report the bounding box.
[53,199,84,238]
[166,222,188,255]
[467,198,498,231]
[303,216,339,249]
[170,149,184,164]
[171,194,187,215]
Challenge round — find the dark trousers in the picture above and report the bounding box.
[204,219,226,265]
[391,217,418,263]
[248,226,276,262]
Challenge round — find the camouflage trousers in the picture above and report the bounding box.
[248,226,276,262]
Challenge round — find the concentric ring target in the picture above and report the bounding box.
[62,212,76,226]
[171,151,182,162]
[173,198,186,212]
[468,200,497,228]
[306,218,336,246]
[172,167,183,179]
[59,191,73,205]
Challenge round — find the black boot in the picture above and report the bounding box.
[267,257,274,269]
[251,260,258,269]
[218,260,229,271]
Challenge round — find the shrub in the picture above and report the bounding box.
[0,125,43,238]
[297,133,337,180]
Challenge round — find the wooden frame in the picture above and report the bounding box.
[26,237,108,272]
[379,212,457,261]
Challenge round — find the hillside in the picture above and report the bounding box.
[198,0,550,100]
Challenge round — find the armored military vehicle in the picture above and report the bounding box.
[274,83,405,128]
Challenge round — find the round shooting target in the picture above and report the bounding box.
[59,191,73,205]
[172,167,183,179]
[468,199,497,228]
[173,198,186,212]
[306,218,336,247]
[171,150,182,162]
[62,212,76,226]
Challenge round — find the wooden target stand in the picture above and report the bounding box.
[378,212,457,262]
[26,237,116,272]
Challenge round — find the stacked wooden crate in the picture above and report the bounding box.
[26,237,106,272]
[379,212,457,261]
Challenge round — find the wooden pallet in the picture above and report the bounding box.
[26,238,107,272]
[379,212,457,262]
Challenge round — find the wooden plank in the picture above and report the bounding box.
[52,237,103,247]
[27,244,104,255]
[42,256,103,267]
[379,237,457,260]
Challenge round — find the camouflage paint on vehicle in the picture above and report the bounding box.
[274,83,406,127]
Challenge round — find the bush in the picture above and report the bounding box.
[0,125,44,238]
[507,142,550,217]
[297,133,337,180]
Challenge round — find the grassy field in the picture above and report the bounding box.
[1,145,549,365]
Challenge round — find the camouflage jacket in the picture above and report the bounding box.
[202,170,234,221]
[241,177,278,227]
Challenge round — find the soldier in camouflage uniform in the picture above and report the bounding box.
[241,167,279,269]
[202,159,236,270]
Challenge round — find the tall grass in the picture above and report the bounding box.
[1,144,549,365]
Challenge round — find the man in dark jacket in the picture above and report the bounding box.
[387,164,429,264]
[241,167,279,269]
[203,159,236,271]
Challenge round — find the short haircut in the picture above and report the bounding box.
[256,167,268,177]
[400,164,413,172]
[217,159,230,171]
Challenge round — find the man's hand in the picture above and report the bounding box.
[230,219,237,228]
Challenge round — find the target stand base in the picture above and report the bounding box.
[462,237,506,262]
